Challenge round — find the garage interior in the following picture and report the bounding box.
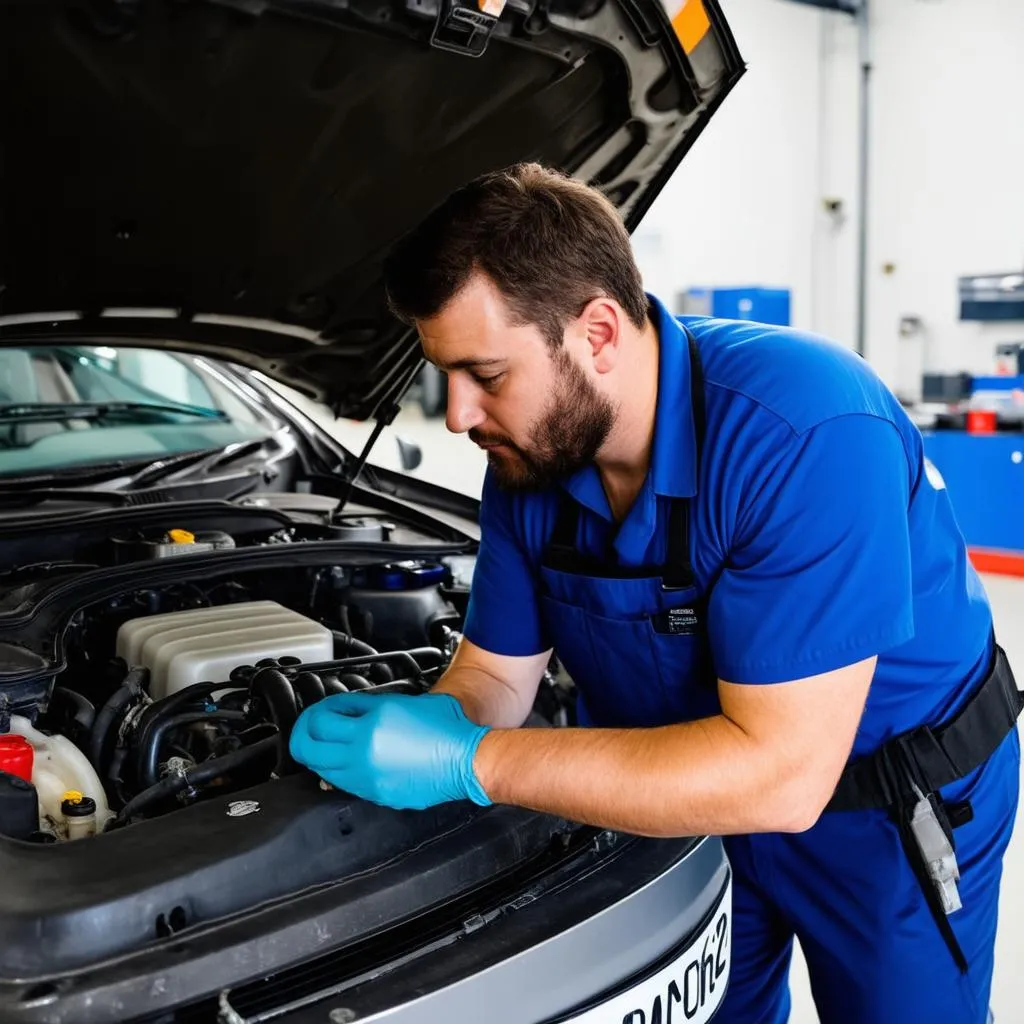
[1,0,1021,1020]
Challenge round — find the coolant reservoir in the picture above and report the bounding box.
[7,716,110,836]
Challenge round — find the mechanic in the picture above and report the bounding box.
[290,163,1022,1023]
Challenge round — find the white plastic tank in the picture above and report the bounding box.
[7,715,111,836]
[115,600,334,699]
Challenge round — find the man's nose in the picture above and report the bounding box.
[445,375,486,435]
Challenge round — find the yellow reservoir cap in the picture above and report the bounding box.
[167,529,195,544]
[62,790,83,804]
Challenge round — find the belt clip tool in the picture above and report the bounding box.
[909,783,962,914]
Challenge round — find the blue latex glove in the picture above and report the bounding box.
[288,692,493,810]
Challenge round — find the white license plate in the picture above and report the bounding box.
[564,879,731,1024]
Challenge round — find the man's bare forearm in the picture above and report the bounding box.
[431,668,534,729]
[429,637,549,729]
[472,717,820,837]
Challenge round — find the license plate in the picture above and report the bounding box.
[563,879,731,1024]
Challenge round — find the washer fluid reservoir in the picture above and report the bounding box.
[7,716,110,836]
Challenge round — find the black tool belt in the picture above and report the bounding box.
[825,641,1023,973]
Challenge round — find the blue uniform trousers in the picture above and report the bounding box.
[717,729,1020,1023]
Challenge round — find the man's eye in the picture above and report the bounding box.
[473,372,504,389]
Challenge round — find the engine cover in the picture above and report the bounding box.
[115,601,334,699]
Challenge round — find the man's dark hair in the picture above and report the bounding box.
[382,163,648,348]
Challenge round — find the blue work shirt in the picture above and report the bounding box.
[464,294,994,758]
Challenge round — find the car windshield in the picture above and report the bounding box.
[0,345,275,477]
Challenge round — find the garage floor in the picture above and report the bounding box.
[293,396,1024,1024]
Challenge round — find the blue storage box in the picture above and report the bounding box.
[679,287,791,326]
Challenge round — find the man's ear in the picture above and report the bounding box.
[576,297,622,374]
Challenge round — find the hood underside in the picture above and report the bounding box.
[0,0,743,418]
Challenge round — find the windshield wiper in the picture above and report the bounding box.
[123,438,271,488]
[0,401,228,424]
[0,440,274,509]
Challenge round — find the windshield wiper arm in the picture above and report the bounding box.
[124,438,270,488]
[0,401,228,424]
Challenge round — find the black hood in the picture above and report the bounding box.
[0,0,743,419]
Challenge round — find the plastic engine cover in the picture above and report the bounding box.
[115,601,334,699]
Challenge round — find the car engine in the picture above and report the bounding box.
[0,503,569,845]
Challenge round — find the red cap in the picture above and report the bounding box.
[0,735,34,783]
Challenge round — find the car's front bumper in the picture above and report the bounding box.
[215,833,730,1024]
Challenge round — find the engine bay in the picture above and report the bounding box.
[0,496,570,846]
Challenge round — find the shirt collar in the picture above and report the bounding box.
[561,292,698,518]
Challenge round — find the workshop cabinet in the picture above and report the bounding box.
[922,432,1024,554]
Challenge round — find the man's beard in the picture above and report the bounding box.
[469,350,615,492]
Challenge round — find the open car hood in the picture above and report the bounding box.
[0,0,743,419]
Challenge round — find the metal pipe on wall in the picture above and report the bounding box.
[855,0,871,358]
[784,0,870,356]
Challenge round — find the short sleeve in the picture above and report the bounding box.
[462,471,549,657]
[709,414,915,684]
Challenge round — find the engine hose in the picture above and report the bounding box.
[113,735,278,825]
[211,688,250,712]
[400,646,446,671]
[140,710,247,790]
[52,687,96,735]
[89,667,149,772]
[132,680,230,786]
[331,634,392,681]
[291,671,326,710]
[331,632,378,659]
[249,667,300,775]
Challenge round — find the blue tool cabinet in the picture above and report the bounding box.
[921,431,1024,553]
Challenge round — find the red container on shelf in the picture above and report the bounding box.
[0,734,34,782]
[966,409,997,434]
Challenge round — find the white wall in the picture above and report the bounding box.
[634,0,828,331]
[635,0,1024,398]
[859,0,1024,395]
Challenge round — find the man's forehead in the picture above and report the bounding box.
[426,353,507,372]
[418,297,544,369]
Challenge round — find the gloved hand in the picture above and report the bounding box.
[288,691,493,810]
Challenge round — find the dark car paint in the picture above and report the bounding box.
[0,0,744,417]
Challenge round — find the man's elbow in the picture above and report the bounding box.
[767,771,839,834]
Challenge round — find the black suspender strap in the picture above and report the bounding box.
[548,493,580,552]
[686,328,706,476]
[661,500,692,590]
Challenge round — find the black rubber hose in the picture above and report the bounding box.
[89,667,149,772]
[140,710,247,790]
[52,687,96,734]
[249,667,300,774]
[211,688,250,712]
[132,681,228,786]
[291,671,326,710]
[331,632,378,659]
[400,646,446,671]
[113,736,278,825]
